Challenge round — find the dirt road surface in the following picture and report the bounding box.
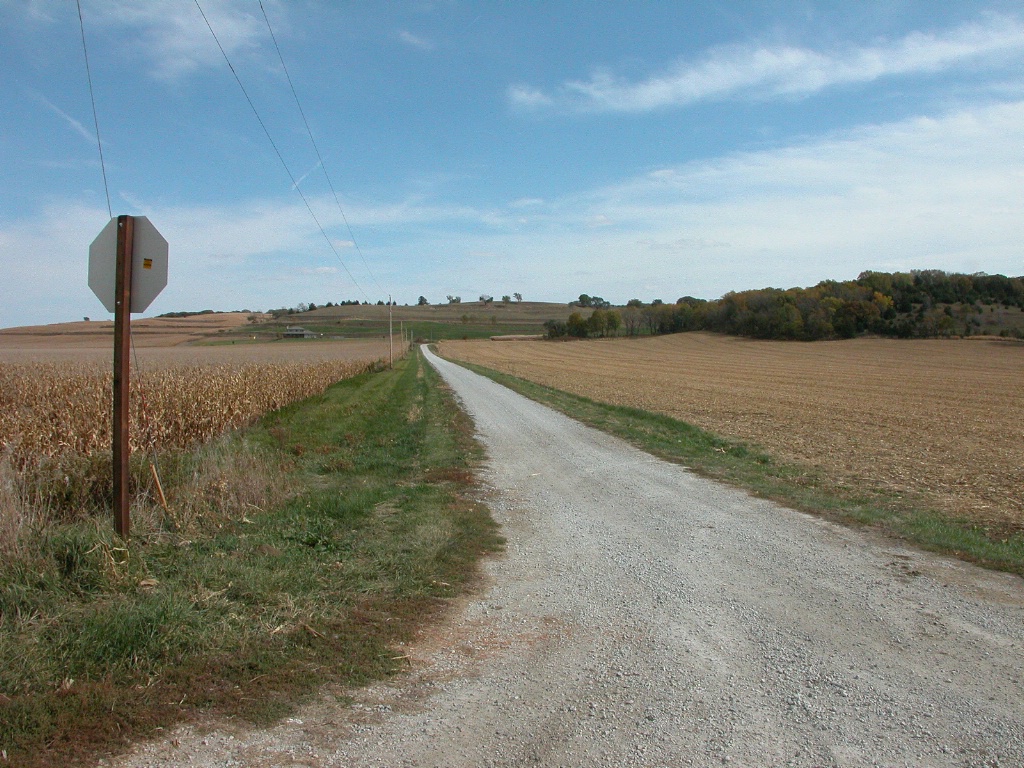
[105,346,1024,768]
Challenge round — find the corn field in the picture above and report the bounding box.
[0,358,378,470]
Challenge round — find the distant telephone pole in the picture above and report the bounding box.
[388,295,393,368]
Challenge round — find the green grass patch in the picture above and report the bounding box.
[452,360,1024,576]
[0,350,502,767]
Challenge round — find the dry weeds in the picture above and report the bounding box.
[0,339,396,533]
[439,333,1024,533]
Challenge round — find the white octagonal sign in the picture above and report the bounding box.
[88,216,168,313]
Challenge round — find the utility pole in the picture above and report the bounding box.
[388,295,394,368]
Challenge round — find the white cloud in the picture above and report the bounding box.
[513,14,1024,112]
[398,30,434,50]
[78,0,273,81]
[393,100,1024,302]
[4,100,1023,326]
[507,84,554,109]
[511,197,545,208]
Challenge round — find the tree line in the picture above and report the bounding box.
[547,271,1024,341]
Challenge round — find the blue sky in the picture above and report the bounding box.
[2,1,1023,328]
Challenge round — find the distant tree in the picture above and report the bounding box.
[376,300,385,306]
[502,295,512,303]
[418,295,429,306]
[576,294,592,307]
[622,306,642,336]
[513,292,523,303]
[626,298,644,308]
[447,295,462,304]
[606,309,622,335]
[543,319,567,338]
[296,302,308,313]
[566,311,589,338]
[480,295,494,304]
[641,305,660,335]
[307,302,317,311]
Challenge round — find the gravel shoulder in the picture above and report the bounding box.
[104,345,1024,768]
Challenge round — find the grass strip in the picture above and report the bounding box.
[451,360,1024,576]
[0,349,502,768]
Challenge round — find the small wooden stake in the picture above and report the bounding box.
[113,214,134,539]
[149,462,168,512]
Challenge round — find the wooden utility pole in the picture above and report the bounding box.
[112,215,134,539]
[388,295,394,368]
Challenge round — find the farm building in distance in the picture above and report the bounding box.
[284,326,318,339]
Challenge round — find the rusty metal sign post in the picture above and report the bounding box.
[89,215,168,539]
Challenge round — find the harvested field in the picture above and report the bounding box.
[0,312,262,348]
[438,333,1024,534]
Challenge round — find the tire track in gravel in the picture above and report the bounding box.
[105,345,1024,768]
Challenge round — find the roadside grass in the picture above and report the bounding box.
[0,350,502,768]
[452,361,1024,576]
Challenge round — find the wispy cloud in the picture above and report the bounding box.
[77,0,272,81]
[398,30,434,51]
[5,99,1023,326]
[292,158,324,191]
[389,99,1024,302]
[511,197,545,208]
[510,14,1024,112]
[507,85,553,109]
[34,93,94,142]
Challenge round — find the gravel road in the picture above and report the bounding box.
[107,346,1024,768]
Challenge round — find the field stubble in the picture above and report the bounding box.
[439,333,1024,535]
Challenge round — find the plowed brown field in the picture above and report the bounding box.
[438,333,1024,533]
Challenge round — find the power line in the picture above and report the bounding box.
[76,9,167,509]
[193,0,369,302]
[258,1,386,296]
[76,0,112,219]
